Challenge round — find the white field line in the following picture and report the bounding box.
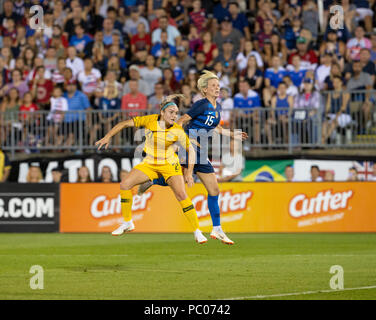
[222,285,376,300]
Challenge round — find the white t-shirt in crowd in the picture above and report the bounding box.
[368,175,376,181]
[66,57,84,78]
[48,97,68,123]
[140,67,163,93]
[78,68,102,94]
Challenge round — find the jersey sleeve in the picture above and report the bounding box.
[132,114,158,128]
[187,100,206,119]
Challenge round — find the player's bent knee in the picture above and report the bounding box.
[120,181,132,190]
[175,191,188,202]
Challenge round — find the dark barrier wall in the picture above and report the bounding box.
[0,184,60,232]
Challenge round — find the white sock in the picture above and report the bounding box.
[213,226,222,232]
[194,229,202,236]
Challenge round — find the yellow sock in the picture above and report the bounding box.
[179,198,200,231]
[120,189,133,222]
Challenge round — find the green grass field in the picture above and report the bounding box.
[0,233,376,300]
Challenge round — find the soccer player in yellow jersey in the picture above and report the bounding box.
[95,94,207,244]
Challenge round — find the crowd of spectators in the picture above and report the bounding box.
[0,0,376,150]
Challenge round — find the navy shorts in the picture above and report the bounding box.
[180,145,215,174]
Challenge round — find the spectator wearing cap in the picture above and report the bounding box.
[121,79,148,117]
[177,45,195,77]
[63,79,91,147]
[189,0,207,35]
[123,6,150,37]
[123,65,152,97]
[286,55,307,88]
[288,36,318,70]
[65,46,84,78]
[228,1,250,41]
[140,55,163,94]
[263,55,288,107]
[151,30,176,58]
[152,16,181,48]
[234,78,262,144]
[213,15,244,56]
[214,38,237,75]
[69,24,93,56]
[346,26,372,62]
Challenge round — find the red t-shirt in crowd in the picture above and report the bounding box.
[131,33,151,51]
[34,80,54,104]
[121,92,147,117]
[288,50,318,66]
[19,103,39,120]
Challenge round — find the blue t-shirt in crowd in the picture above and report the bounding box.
[234,90,261,113]
[231,13,248,35]
[288,69,307,87]
[64,90,91,123]
[265,67,288,88]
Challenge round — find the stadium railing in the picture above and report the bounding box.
[1,90,376,158]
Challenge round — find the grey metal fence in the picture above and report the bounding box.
[1,90,376,158]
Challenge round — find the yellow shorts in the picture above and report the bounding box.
[134,160,182,182]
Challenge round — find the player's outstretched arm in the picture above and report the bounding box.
[95,119,135,150]
[215,125,248,141]
[176,114,192,128]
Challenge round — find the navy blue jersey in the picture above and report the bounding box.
[185,98,221,142]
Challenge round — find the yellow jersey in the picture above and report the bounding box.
[133,114,191,165]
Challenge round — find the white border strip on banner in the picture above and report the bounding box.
[221,285,376,300]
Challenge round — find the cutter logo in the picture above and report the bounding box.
[289,190,353,218]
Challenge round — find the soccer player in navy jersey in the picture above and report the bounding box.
[138,70,248,244]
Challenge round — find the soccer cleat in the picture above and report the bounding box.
[194,231,208,244]
[137,180,153,195]
[210,229,234,245]
[111,221,135,236]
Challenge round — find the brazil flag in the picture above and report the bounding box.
[242,160,294,182]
